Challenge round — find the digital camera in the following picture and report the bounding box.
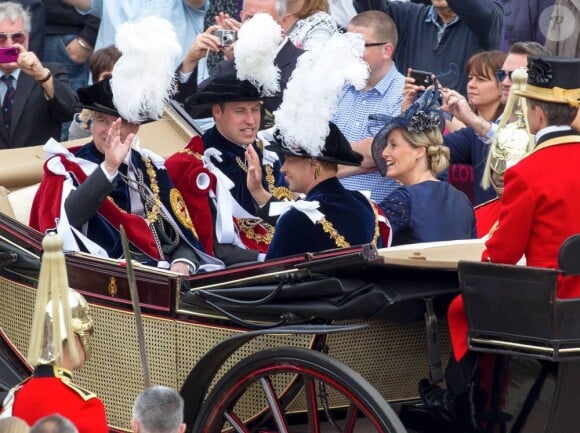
[0,47,19,64]
[214,29,237,47]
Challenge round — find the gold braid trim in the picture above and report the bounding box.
[370,202,380,246]
[170,188,199,239]
[237,219,275,245]
[317,217,350,249]
[265,165,293,200]
[143,157,161,224]
[180,148,203,160]
[237,148,291,201]
[235,156,248,173]
[271,186,293,200]
[265,165,275,190]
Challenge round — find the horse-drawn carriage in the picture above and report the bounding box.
[1,108,579,433]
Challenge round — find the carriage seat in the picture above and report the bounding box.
[0,183,40,226]
[459,234,580,361]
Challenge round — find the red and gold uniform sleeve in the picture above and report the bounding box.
[482,166,535,264]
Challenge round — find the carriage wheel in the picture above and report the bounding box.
[192,347,407,433]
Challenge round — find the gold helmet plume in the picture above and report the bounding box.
[27,233,94,366]
[481,68,535,194]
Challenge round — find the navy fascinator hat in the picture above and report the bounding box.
[371,84,444,176]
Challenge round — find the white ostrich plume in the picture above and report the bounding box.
[234,13,281,97]
[274,32,368,156]
[112,16,182,123]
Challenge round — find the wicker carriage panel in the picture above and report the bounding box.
[75,306,178,430]
[0,275,452,429]
[0,276,35,357]
[287,320,452,411]
[329,320,451,401]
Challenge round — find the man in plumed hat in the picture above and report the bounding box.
[28,17,224,275]
[29,76,222,274]
[246,33,392,259]
[167,14,292,263]
[184,72,289,216]
[169,71,291,262]
[261,121,387,259]
[482,56,580,300]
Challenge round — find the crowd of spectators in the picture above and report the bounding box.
[0,0,573,264]
[2,0,580,430]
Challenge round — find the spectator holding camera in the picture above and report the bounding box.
[174,0,303,118]
[0,1,77,149]
[440,42,551,205]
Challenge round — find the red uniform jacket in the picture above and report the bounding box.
[474,198,500,238]
[6,365,107,433]
[449,132,580,360]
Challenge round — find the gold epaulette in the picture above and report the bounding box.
[57,368,98,401]
[61,380,98,401]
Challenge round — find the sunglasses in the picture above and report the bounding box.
[0,32,27,45]
[495,69,514,82]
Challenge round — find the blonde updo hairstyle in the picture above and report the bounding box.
[396,127,450,175]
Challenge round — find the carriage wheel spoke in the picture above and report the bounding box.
[260,376,289,433]
[342,403,359,433]
[224,411,250,433]
[304,375,321,433]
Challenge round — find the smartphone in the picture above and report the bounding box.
[0,47,19,64]
[409,69,435,88]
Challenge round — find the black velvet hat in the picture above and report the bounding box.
[76,77,120,118]
[184,73,262,118]
[265,122,363,166]
[514,56,580,106]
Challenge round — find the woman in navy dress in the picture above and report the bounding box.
[371,88,476,245]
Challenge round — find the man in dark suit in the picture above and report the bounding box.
[173,0,302,118]
[0,1,77,149]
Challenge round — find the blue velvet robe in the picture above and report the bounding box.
[202,126,286,214]
[265,177,376,260]
[73,142,206,262]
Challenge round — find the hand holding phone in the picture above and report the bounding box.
[0,47,19,64]
[409,69,435,88]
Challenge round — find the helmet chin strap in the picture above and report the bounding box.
[490,173,504,197]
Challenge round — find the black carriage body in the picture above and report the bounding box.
[1,212,580,433]
[0,213,456,431]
